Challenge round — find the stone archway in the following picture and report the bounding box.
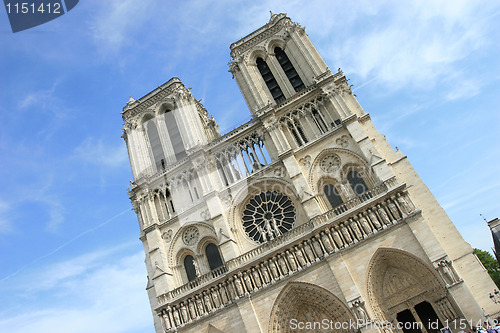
[366,248,458,333]
[268,282,357,333]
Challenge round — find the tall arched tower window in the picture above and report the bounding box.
[347,171,368,195]
[205,243,224,271]
[164,110,187,161]
[183,255,197,282]
[324,184,343,209]
[274,47,305,92]
[145,120,165,171]
[256,57,285,104]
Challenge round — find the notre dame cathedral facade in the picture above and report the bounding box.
[122,13,499,333]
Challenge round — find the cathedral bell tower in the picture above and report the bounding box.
[123,13,499,333]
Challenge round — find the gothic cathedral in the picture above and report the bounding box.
[121,13,499,333]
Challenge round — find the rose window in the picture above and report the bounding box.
[242,191,295,243]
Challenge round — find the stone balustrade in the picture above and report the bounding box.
[156,179,417,331]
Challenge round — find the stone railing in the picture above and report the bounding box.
[156,181,416,331]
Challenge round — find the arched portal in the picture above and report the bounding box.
[268,282,356,333]
[367,248,458,333]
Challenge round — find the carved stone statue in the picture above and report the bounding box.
[195,295,205,316]
[387,199,401,220]
[172,306,181,326]
[377,204,391,225]
[203,291,213,312]
[180,302,189,323]
[192,258,201,277]
[331,227,344,248]
[351,299,369,322]
[286,250,298,271]
[164,307,173,329]
[294,246,307,267]
[243,271,254,291]
[188,298,197,319]
[311,236,324,258]
[340,223,353,243]
[358,214,372,234]
[437,298,457,320]
[277,254,289,275]
[251,267,262,288]
[397,193,413,215]
[303,241,316,262]
[368,209,382,229]
[268,259,280,280]
[259,262,271,284]
[438,260,458,285]
[211,287,221,308]
[349,218,363,240]
[321,231,335,253]
[234,274,245,297]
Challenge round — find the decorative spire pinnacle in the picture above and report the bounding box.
[127,96,135,104]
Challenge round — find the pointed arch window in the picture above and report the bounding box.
[183,255,197,282]
[347,171,368,196]
[287,121,302,146]
[205,243,224,271]
[324,184,344,209]
[274,47,305,92]
[287,119,308,147]
[145,119,166,171]
[164,110,187,161]
[256,57,285,104]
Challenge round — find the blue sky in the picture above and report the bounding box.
[1,1,499,332]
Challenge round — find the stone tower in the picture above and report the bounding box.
[122,13,499,333]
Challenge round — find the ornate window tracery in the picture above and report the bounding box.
[242,191,295,243]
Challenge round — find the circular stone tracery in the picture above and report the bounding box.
[182,226,199,246]
[242,191,296,243]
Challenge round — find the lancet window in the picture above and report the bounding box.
[145,118,166,172]
[286,119,308,147]
[274,47,305,92]
[323,184,344,209]
[183,255,197,282]
[164,109,187,161]
[256,57,285,104]
[205,243,224,271]
[312,108,328,133]
[347,171,369,196]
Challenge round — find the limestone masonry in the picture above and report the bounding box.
[122,13,499,333]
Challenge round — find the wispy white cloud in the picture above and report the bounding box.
[0,200,13,234]
[0,209,130,283]
[89,0,156,54]
[0,247,153,333]
[317,0,499,98]
[17,80,71,140]
[74,137,128,169]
